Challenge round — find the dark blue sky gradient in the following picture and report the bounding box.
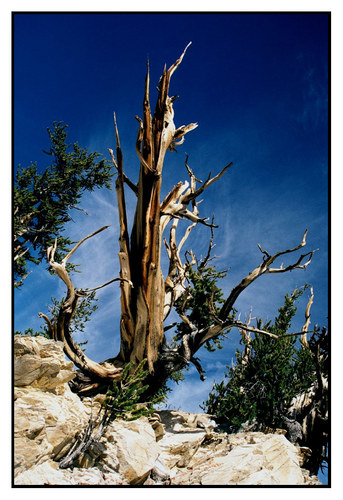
[13,12,329,431]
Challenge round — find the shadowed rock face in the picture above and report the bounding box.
[14,336,321,486]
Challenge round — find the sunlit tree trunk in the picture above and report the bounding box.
[40,44,315,395]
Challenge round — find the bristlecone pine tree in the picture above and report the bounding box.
[202,287,328,475]
[37,44,316,397]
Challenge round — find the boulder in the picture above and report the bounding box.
[156,410,219,469]
[158,429,206,468]
[15,460,73,486]
[171,432,306,485]
[148,412,165,441]
[158,409,216,433]
[104,417,160,484]
[14,460,126,485]
[14,336,89,476]
[14,335,75,389]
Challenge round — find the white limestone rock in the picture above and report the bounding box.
[171,431,308,485]
[14,336,88,476]
[14,335,75,389]
[14,460,127,485]
[104,417,160,484]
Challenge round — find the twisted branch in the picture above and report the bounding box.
[43,228,124,381]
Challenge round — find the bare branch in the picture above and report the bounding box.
[279,330,317,338]
[232,320,317,340]
[176,232,316,357]
[167,41,192,77]
[219,230,315,321]
[14,238,37,261]
[257,243,271,259]
[182,334,192,360]
[190,357,206,381]
[179,313,197,333]
[61,226,109,265]
[180,162,233,205]
[178,222,197,255]
[108,148,138,195]
[266,250,316,274]
[160,181,188,213]
[38,312,56,340]
[185,153,202,184]
[230,320,279,339]
[107,146,118,169]
[160,157,232,238]
[163,322,178,333]
[261,229,312,272]
[163,215,198,320]
[199,216,216,270]
[189,319,318,361]
[46,235,123,381]
[239,309,253,365]
[174,208,217,227]
[110,118,136,354]
[14,271,32,288]
[301,287,314,347]
[135,116,159,176]
[160,181,189,233]
[113,112,121,149]
[80,277,133,294]
[169,123,198,151]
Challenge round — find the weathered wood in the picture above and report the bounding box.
[110,115,135,359]
[41,230,123,381]
[43,46,315,396]
[301,287,314,347]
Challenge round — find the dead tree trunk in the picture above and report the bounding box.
[40,45,315,396]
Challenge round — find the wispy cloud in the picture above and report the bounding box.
[161,358,238,413]
[298,62,328,129]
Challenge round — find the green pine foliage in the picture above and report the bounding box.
[174,262,230,351]
[101,360,159,422]
[202,287,318,429]
[14,122,113,286]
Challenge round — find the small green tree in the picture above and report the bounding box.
[202,287,317,429]
[14,122,112,287]
[202,286,329,475]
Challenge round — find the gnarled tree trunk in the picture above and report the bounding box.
[40,45,315,396]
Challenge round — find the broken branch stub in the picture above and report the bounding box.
[301,287,314,347]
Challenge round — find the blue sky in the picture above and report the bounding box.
[13,13,329,418]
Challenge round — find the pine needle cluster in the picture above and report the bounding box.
[101,360,157,422]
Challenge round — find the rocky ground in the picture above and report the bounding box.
[14,335,321,486]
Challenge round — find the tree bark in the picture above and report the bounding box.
[42,45,315,397]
